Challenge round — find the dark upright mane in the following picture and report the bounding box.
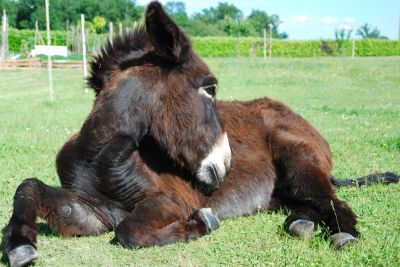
[88,27,150,96]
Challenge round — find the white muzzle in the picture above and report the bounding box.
[196,132,232,190]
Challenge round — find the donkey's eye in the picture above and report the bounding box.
[200,84,217,98]
[204,84,217,96]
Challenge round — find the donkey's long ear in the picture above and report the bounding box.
[145,1,192,63]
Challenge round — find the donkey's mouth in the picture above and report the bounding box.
[195,132,232,193]
[210,164,224,187]
[192,171,223,196]
[195,163,225,193]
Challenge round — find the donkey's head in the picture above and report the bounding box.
[89,1,231,193]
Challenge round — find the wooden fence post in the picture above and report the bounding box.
[1,9,9,66]
[109,22,113,44]
[268,23,272,60]
[81,14,88,93]
[263,28,267,63]
[119,23,123,35]
[35,21,39,46]
[237,32,240,58]
[66,19,70,53]
[236,18,241,58]
[45,0,54,101]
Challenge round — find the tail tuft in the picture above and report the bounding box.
[331,172,399,187]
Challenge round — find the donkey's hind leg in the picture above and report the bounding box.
[115,194,218,248]
[281,177,358,248]
[5,178,109,267]
[275,142,359,248]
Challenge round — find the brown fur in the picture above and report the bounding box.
[5,3,376,265]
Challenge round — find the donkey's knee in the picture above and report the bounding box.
[115,221,143,249]
[14,178,42,202]
[8,178,44,240]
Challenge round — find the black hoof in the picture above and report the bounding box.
[195,208,220,234]
[330,232,359,249]
[288,219,315,239]
[8,244,38,267]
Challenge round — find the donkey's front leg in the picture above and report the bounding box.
[115,194,219,248]
[5,178,110,267]
[5,178,46,267]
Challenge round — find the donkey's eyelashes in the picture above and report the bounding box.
[195,75,217,86]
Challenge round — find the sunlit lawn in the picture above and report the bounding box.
[0,57,399,266]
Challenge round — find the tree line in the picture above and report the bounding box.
[0,0,387,39]
[0,0,288,38]
[0,0,143,32]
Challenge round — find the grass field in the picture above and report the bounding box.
[0,57,399,266]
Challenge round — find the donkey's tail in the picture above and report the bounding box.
[331,172,399,187]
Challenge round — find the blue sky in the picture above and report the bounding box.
[137,0,400,40]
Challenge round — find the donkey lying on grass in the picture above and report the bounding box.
[5,2,399,267]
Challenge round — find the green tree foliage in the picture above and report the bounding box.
[0,0,142,31]
[335,28,352,53]
[92,16,106,33]
[219,16,252,36]
[164,1,190,27]
[194,2,242,23]
[248,10,270,34]
[248,10,287,39]
[215,2,242,21]
[0,0,287,38]
[191,2,285,38]
[356,23,388,39]
[0,0,18,27]
[185,18,225,37]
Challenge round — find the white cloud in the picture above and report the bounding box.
[292,15,310,23]
[338,24,353,31]
[342,17,355,24]
[321,16,337,25]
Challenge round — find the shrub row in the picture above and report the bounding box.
[5,28,400,57]
[8,28,67,54]
[192,37,400,57]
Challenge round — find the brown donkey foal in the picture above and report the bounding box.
[5,2,399,267]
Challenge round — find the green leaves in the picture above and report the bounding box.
[0,0,142,31]
[357,23,388,39]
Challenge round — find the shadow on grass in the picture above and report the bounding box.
[109,236,120,246]
[37,223,58,237]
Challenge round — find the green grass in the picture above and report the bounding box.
[0,57,399,266]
